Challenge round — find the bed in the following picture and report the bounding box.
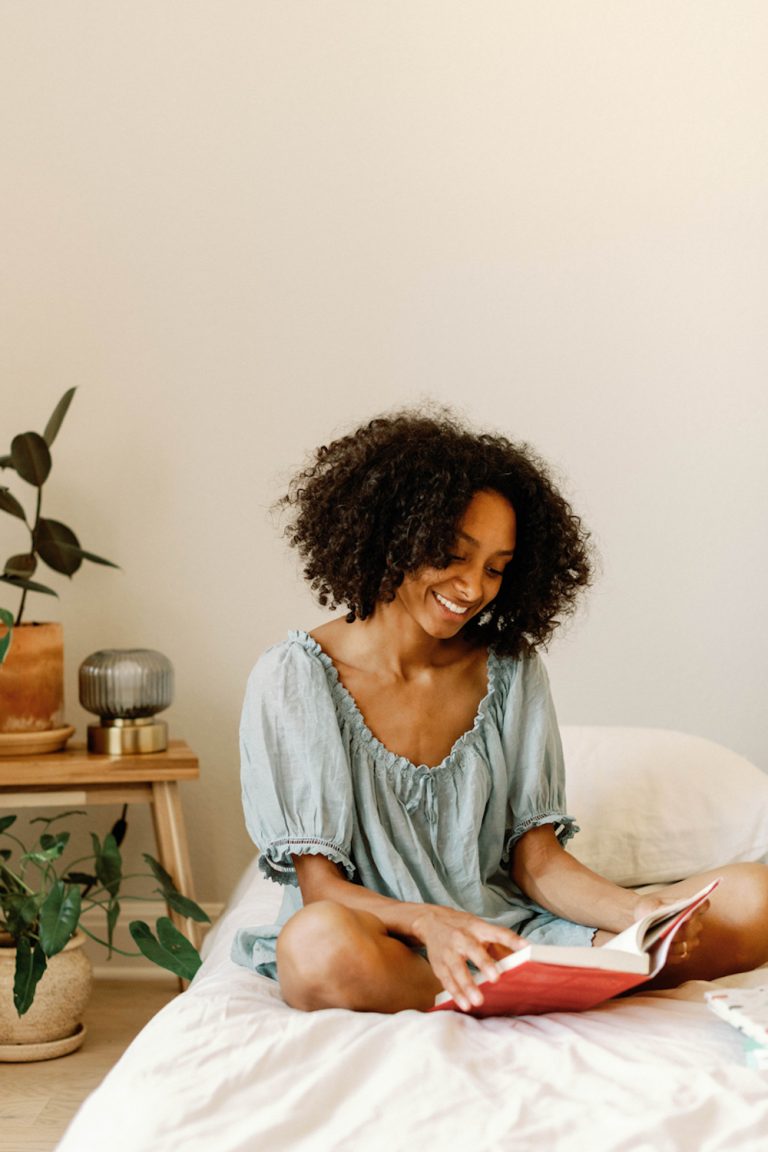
[57,726,768,1152]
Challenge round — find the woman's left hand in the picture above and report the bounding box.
[631,894,709,964]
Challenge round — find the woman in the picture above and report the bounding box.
[234,408,768,1013]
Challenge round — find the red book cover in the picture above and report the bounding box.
[429,879,719,1018]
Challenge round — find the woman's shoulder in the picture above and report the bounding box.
[247,629,330,690]
[487,647,550,706]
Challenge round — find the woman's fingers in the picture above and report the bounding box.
[433,924,526,1010]
[668,905,708,962]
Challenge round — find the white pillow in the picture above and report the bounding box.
[562,726,768,887]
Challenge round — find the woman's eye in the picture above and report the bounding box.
[487,567,504,578]
[448,554,466,564]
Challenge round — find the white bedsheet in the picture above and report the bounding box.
[57,862,768,1152]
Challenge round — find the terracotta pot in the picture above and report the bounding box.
[0,621,64,732]
[0,932,93,1053]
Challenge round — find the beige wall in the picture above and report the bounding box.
[2,3,767,904]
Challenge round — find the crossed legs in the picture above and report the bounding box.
[277,862,768,1013]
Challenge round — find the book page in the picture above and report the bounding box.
[602,879,719,964]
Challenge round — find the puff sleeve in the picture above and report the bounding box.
[498,653,578,863]
[239,639,356,886]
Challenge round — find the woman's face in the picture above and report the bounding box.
[396,489,517,638]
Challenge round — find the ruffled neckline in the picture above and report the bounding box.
[287,629,501,774]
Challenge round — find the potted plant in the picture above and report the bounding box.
[0,806,209,1058]
[0,388,117,738]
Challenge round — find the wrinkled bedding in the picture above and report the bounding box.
[57,860,768,1152]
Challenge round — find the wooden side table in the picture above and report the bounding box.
[0,739,202,949]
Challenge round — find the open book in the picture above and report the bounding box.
[430,878,719,1017]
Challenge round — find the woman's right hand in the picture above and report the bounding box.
[411,905,527,1012]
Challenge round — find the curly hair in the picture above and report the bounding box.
[278,407,593,658]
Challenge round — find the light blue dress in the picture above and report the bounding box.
[232,630,595,979]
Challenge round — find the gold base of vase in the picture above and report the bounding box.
[87,717,168,755]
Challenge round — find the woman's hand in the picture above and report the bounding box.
[411,905,527,1012]
[631,893,710,964]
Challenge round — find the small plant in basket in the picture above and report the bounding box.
[0,807,210,1016]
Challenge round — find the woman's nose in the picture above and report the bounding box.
[454,566,483,600]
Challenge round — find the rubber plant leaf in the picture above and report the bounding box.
[129,917,202,982]
[35,519,117,574]
[39,879,81,958]
[4,554,37,579]
[10,432,51,487]
[35,519,83,576]
[43,388,76,448]
[0,487,26,520]
[0,573,58,597]
[67,547,119,568]
[13,937,48,1017]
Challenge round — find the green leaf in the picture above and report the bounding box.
[93,832,122,898]
[142,853,175,890]
[35,519,82,576]
[69,547,119,569]
[0,573,58,597]
[0,859,27,897]
[106,899,120,955]
[13,938,47,1017]
[164,889,211,924]
[43,388,76,448]
[110,806,128,847]
[62,870,97,891]
[4,554,37,579]
[129,918,202,982]
[3,893,41,937]
[0,487,27,520]
[39,880,81,957]
[23,849,64,866]
[0,609,12,664]
[0,814,18,835]
[141,854,210,923]
[10,432,51,487]
[39,831,70,857]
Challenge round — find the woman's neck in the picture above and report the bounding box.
[315,601,470,681]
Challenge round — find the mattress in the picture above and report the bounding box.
[56,857,768,1152]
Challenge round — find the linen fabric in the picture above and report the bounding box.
[232,630,594,978]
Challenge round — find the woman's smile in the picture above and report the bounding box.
[433,591,471,617]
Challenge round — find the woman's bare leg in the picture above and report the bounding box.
[595,862,768,986]
[276,899,442,1013]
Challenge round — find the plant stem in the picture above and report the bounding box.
[77,924,143,958]
[15,487,41,625]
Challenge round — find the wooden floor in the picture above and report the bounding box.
[1,978,178,1152]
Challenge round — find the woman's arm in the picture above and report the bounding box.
[293,852,428,942]
[511,824,653,933]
